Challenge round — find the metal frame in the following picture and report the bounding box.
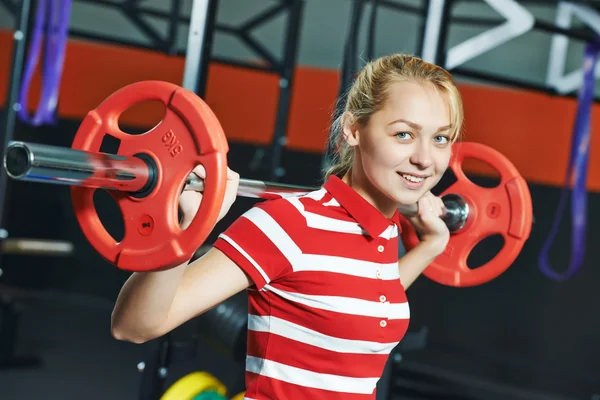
[0,0,304,71]
[0,0,33,252]
[0,0,305,234]
[0,2,55,369]
[419,0,600,100]
[332,0,600,103]
[0,0,305,183]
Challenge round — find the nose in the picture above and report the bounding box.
[409,141,434,169]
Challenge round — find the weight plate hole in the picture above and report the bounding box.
[118,100,166,135]
[461,157,501,188]
[466,234,505,269]
[431,168,457,196]
[99,134,121,155]
[93,189,124,242]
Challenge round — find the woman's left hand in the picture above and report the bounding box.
[406,191,449,255]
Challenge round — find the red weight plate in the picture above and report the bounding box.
[71,81,228,271]
[400,142,533,287]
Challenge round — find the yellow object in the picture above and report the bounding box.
[231,392,246,400]
[160,371,228,400]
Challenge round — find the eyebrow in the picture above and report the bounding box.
[389,118,452,133]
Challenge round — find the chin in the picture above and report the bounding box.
[392,190,424,205]
[371,173,433,207]
[388,179,433,205]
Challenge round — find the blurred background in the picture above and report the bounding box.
[0,0,599,399]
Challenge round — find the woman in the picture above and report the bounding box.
[111,53,463,399]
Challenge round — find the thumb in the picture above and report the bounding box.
[191,164,207,179]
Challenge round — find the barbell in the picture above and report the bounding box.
[2,80,533,287]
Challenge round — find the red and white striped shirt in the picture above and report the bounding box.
[213,175,410,399]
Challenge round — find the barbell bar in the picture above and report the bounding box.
[4,140,470,232]
[0,80,532,285]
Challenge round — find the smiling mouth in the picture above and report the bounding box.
[398,173,427,183]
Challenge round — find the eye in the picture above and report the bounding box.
[434,135,449,145]
[395,132,412,140]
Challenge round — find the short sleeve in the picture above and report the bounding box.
[212,199,301,290]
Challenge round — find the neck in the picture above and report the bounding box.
[342,166,398,219]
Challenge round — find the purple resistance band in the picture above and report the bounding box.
[538,40,600,281]
[18,0,72,126]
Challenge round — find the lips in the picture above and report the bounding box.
[397,171,429,190]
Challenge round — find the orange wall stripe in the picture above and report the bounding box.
[1,29,599,192]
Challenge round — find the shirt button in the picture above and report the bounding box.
[380,320,387,328]
[376,270,382,279]
[377,245,384,252]
[379,295,387,302]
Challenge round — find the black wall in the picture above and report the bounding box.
[2,115,599,399]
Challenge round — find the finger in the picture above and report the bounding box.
[226,167,239,180]
[179,190,202,208]
[418,196,434,219]
[424,194,442,217]
[192,164,207,179]
[435,197,445,217]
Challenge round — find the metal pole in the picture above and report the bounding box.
[0,0,34,236]
[4,141,471,231]
[4,141,150,192]
[182,0,218,96]
[4,140,313,199]
[419,0,452,66]
[322,0,367,173]
[267,0,304,181]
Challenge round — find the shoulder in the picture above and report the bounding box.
[225,188,335,238]
[242,190,325,224]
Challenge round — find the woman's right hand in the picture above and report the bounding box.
[179,164,240,228]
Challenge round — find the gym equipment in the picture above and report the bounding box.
[2,80,533,286]
[160,371,226,400]
[399,143,533,287]
[538,40,598,281]
[160,371,244,400]
[6,81,230,272]
[1,235,73,257]
[17,0,71,126]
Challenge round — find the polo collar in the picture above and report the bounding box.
[323,175,401,238]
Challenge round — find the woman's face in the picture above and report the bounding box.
[343,81,454,216]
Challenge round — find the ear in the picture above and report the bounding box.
[341,111,360,147]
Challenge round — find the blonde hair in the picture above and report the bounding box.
[323,53,464,180]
